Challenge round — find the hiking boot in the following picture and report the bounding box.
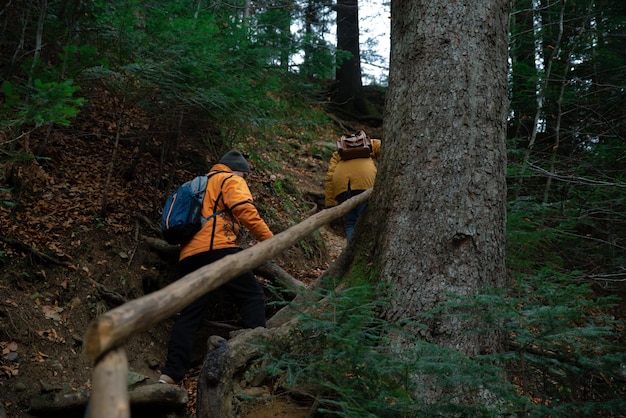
[158,374,176,384]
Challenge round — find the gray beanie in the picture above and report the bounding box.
[219,149,250,172]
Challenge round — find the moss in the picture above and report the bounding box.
[343,251,382,288]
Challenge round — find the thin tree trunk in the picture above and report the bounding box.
[243,0,252,20]
[334,0,365,113]
[28,0,47,86]
[100,101,125,217]
[517,0,567,197]
[194,0,203,19]
[543,54,571,204]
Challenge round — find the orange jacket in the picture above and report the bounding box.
[179,164,273,260]
[325,139,381,207]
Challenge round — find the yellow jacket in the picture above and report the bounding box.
[179,164,273,260]
[325,139,381,207]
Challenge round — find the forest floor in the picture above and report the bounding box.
[0,85,383,417]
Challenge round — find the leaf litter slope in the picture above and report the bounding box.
[0,89,359,417]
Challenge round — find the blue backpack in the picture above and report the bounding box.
[161,171,230,245]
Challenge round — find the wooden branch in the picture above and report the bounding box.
[30,382,188,415]
[325,112,357,133]
[142,236,180,260]
[84,189,371,362]
[267,237,357,329]
[89,278,127,307]
[87,346,129,418]
[528,162,626,189]
[128,384,189,406]
[0,236,71,266]
[302,201,318,217]
[254,260,306,293]
[137,214,162,236]
[144,235,305,292]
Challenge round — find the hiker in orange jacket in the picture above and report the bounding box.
[160,149,273,385]
[325,135,381,241]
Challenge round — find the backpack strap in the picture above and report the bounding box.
[205,171,235,251]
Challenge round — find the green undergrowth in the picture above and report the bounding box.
[249,194,626,417]
[255,284,526,417]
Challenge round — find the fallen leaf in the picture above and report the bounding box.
[0,341,17,354]
[4,299,18,307]
[41,305,63,321]
[36,328,66,343]
[0,364,19,378]
[31,351,49,362]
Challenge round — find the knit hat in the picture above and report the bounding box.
[219,149,250,172]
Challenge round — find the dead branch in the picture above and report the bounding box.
[325,112,357,133]
[529,162,626,188]
[254,260,306,293]
[89,278,127,306]
[142,235,180,262]
[0,235,71,266]
[137,214,162,236]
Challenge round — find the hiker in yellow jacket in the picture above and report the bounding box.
[160,150,273,385]
[325,135,381,241]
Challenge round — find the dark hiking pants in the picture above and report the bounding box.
[161,247,266,381]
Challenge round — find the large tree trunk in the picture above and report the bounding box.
[350,0,510,400]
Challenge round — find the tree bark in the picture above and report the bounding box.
[350,0,510,402]
[196,331,279,418]
[88,347,130,418]
[197,298,328,417]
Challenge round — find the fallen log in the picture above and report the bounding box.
[128,384,189,406]
[254,260,306,292]
[195,283,343,418]
[196,325,295,417]
[30,382,188,417]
